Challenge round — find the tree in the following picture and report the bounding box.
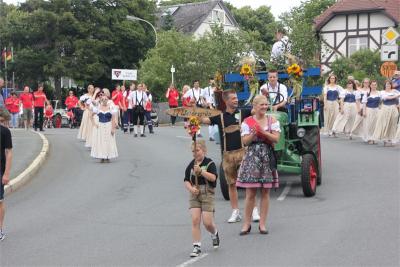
[280,0,336,66]
[161,10,174,31]
[0,0,158,99]
[225,5,277,50]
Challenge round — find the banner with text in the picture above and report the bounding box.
[112,69,137,81]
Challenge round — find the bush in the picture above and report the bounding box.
[329,49,385,87]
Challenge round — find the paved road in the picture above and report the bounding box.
[9,129,42,180]
[1,127,399,266]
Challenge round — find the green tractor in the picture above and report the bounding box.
[219,68,322,199]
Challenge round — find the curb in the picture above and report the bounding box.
[4,131,49,196]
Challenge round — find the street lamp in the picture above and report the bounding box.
[126,15,158,46]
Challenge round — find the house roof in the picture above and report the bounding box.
[314,0,400,31]
[157,0,238,34]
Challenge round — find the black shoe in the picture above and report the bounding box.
[212,231,220,248]
[239,225,251,236]
[134,134,138,137]
[197,134,203,138]
[140,134,146,137]
[259,226,268,235]
[209,137,215,141]
[40,129,44,132]
[190,245,201,257]
[34,128,37,131]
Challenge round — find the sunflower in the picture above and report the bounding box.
[240,64,253,76]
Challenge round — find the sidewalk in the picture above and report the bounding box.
[5,129,49,195]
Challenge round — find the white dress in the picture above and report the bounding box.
[323,85,342,134]
[350,89,369,137]
[372,90,399,142]
[362,91,381,141]
[332,90,357,134]
[90,102,118,160]
[77,94,92,140]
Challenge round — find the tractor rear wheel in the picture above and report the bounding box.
[301,154,317,197]
[219,163,230,201]
[317,130,322,185]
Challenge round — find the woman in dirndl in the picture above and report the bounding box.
[90,88,118,163]
[236,95,280,235]
[372,80,400,146]
[323,73,342,136]
[350,78,370,138]
[77,84,95,141]
[332,80,357,138]
[362,80,381,144]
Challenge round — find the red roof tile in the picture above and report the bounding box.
[314,0,400,31]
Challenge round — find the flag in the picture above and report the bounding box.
[1,47,13,69]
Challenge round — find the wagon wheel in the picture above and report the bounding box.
[301,154,317,197]
[54,114,62,128]
[219,163,230,201]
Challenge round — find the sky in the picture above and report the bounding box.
[4,0,303,19]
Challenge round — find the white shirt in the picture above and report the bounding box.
[202,86,215,106]
[183,88,204,106]
[124,90,134,109]
[270,36,290,61]
[241,117,281,136]
[260,82,288,104]
[361,91,381,104]
[128,90,148,107]
[380,90,399,100]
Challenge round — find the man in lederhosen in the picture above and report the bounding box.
[128,83,148,137]
[202,89,260,223]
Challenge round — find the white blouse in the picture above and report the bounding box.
[241,116,281,136]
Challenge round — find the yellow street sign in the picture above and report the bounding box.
[382,27,400,44]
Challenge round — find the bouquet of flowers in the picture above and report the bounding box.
[187,116,201,138]
[286,55,304,99]
[239,56,259,106]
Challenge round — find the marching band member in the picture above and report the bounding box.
[372,80,400,146]
[362,80,381,144]
[128,83,148,137]
[323,73,342,136]
[332,80,357,138]
[350,78,370,138]
[90,88,118,162]
[77,85,95,141]
[144,84,154,134]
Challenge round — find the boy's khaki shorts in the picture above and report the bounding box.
[222,148,245,185]
[189,186,215,212]
[22,108,32,120]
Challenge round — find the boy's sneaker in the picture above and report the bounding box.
[227,209,241,223]
[212,232,220,249]
[252,207,260,222]
[0,232,6,241]
[190,245,201,257]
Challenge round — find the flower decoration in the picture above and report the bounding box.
[187,116,201,137]
[287,63,303,80]
[240,63,253,78]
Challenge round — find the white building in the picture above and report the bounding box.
[314,0,399,73]
[157,0,239,38]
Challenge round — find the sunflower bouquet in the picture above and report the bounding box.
[239,57,259,105]
[187,116,201,138]
[286,55,304,99]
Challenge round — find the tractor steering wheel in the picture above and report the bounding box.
[261,91,285,110]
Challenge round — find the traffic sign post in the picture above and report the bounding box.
[171,65,175,85]
[381,45,399,61]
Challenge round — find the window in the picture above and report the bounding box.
[212,9,225,24]
[348,37,368,56]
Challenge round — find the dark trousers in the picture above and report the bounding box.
[144,111,153,133]
[34,107,44,130]
[132,111,144,126]
[169,105,177,125]
[128,109,134,132]
[122,110,130,132]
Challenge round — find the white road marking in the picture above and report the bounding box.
[277,182,292,201]
[176,253,209,267]
[176,135,192,139]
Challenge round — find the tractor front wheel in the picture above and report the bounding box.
[219,163,230,201]
[301,154,317,197]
